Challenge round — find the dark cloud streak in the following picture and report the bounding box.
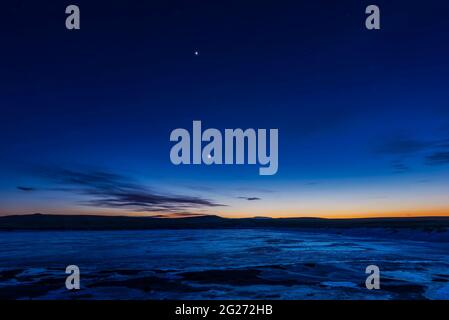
[29,168,225,213]
[375,138,432,155]
[425,152,449,166]
[375,136,449,171]
[17,186,35,192]
[238,197,261,201]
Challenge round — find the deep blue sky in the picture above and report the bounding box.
[1,0,449,217]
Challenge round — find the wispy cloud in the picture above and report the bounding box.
[375,138,431,155]
[151,213,211,218]
[391,160,410,173]
[17,186,35,192]
[375,136,449,171]
[28,167,225,213]
[425,151,449,166]
[238,196,261,201]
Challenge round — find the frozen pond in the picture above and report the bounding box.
[0,229,448,299]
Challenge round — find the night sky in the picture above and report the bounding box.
[1,0,449,218]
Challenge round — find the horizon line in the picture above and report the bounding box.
[2,212,449,220]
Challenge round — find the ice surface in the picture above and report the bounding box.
[0,229,448,299]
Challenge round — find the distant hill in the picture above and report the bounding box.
[1,213,449,231]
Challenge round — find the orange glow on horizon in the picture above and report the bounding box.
[214,207,449,219]
[2,207,449,219]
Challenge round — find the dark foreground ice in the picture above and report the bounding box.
[0,229,448,300]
